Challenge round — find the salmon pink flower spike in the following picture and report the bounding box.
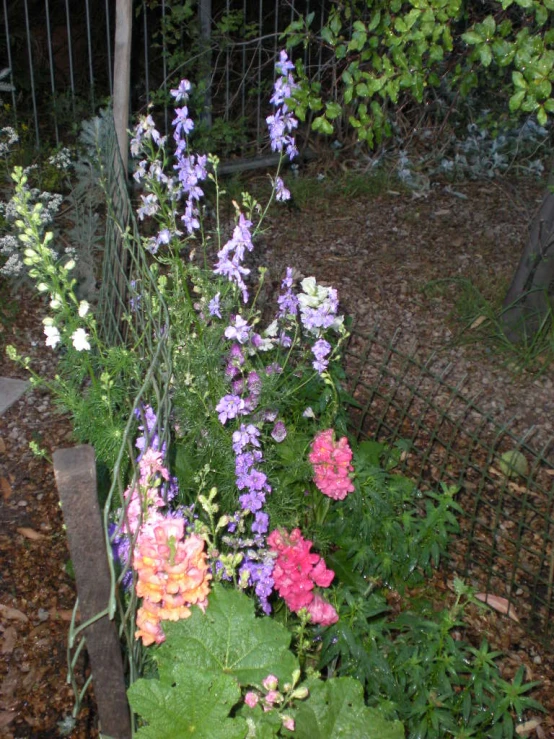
[308,429,355,501]
[133,522,211,646]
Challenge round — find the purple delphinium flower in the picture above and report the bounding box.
[137,193,159,221]
[232,424,261,454]
[275,176,291,202]
[173,106,194,138]
[214,213,254,302]
[271,421,287,443]
[312,337,332,374]
[240,557,275,614]
[277,267,298,318]
[224,315,251,344]
[130,114,162,158]
[135,405,166,460]
[170,79,191,103]
[209,293,222,319]
[252,511,269,535]
[215,394,246,424]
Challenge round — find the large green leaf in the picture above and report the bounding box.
[128,665,247,739]
[157,584,298,687]
[293,677,404,738]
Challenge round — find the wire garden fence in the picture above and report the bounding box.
[1,0,329,152]
[64,112,172,727]
[344,327,554,646]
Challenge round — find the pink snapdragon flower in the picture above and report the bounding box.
[268,528,338,625]
[308,429,355,500]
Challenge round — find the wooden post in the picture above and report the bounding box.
[53,446,131,739]
[113,0,133,176]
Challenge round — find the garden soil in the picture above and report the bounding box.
[1,172,554,737]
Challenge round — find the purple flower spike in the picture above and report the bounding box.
[215,394,246,424]
[275,176,291,202]
[225,315,251,344]
[209,293,222,319]
[271,421,287,443]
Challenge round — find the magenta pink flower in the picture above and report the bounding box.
[268,528,336,624]
[306,593,338,626]
[308,429,355,500]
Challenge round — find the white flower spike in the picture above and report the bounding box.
[71,328,91,352]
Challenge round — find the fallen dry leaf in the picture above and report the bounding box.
[0,476,11,500]
[516,718,542,735]
[469,315,487,330]
[0,603,29,622]
[48,608,76,622]
[1,625,17,655]
[475,593,520,622]
[16,527,48,541]
[0,437,5,454]
[0,711,15,730]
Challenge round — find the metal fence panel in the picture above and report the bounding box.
[344,326,554,646]
[1,0,328,152]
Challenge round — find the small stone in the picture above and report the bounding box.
[37,608,49,622]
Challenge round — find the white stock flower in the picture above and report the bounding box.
[71,328,90,352]
[78,301,90,318]
[44,325,61,349]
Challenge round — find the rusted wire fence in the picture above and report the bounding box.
[345,326,554,646]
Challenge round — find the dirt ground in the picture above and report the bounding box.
[0,170,553,737]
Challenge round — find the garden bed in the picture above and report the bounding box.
[1,169,553,736]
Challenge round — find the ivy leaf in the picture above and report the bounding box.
[479,44,493,66]
[128,665,247,739]
[293,677,404,738]
[462,30,484,45]
[312,116,334,135]
[509,89,526,111]
[325,101,343,119]
[157,584,298,687]
[512,70,527,88]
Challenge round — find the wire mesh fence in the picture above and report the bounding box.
[344,326,554,646]
[1,0,328,152]
[65,112,172,725]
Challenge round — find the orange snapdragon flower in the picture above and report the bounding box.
[134,520,211,645]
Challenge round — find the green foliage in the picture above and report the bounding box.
[129,667,247,738]
[293,678,404,739]
[157,584,299,687]
[319,580,545,737]
[283,0,554,146]
[326,439,462,587]
[129,586,405,738]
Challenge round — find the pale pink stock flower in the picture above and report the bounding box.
[244,692,259,708]
[262,675,279,691]
[282,716,295,731]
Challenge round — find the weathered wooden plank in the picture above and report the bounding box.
[53,445,131,739]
